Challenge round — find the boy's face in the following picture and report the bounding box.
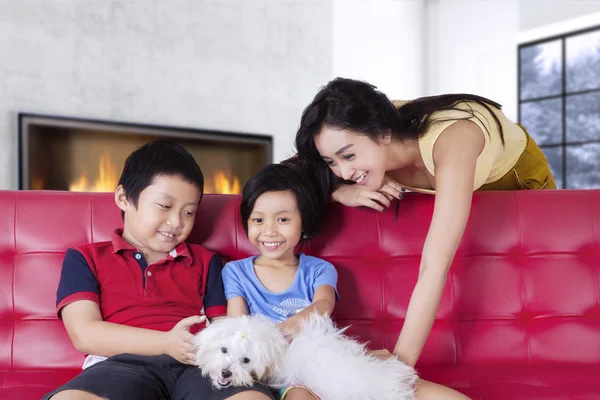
[115,174,202,263]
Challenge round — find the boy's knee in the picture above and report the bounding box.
[49,390,108,400]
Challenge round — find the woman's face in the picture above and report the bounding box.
[314,126,390,191]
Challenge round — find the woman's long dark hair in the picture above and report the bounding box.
[280,155,340,206]
[294,78,505,194]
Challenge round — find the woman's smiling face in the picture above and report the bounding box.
[315,126,390,191]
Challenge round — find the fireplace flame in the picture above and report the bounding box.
[204,170,241,195]
[69,152,119,192]
[68,151,241,194]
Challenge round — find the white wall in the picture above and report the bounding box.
[0,0,333,189]
[332,0,425,101]
[425,0,600,121]
[520,0,600,31]
[519,10,600,43]
[425,0,520,120]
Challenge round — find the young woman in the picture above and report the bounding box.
[293,77,556,368]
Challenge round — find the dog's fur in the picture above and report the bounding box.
[194,313,417,400]
[192,315,288,389]
[278,313,417,400]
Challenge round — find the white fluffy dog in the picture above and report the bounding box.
[278,313,417,400]
[194,313,417,400]
[193,315,288,389]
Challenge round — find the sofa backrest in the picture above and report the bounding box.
[0,190,599,371]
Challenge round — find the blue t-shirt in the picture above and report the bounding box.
[222,253,338,323]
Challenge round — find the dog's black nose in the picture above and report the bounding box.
[221,369,232,378]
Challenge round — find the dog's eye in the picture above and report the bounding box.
[221,347,228,354]
[242,357,250,364]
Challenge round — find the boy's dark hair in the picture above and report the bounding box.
[118,141,204,217]
[240,164,324,242]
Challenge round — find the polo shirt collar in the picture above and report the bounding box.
[111,229,193,264]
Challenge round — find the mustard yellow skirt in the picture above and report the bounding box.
[479,126,557,191]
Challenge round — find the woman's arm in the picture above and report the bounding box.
[392,120,484,366]
[277,285,336,339]
[282,153,403,210]
[331,177,404,211]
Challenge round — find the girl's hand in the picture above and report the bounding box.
[276,322,294,343]
[331,176,404,211]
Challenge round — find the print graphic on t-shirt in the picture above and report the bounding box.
[271,298,311,322]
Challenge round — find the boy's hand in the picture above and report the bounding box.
[163,315,206,365]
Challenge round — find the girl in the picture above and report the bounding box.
[222,163,335,400]
[293,77,556,368]
[222,163,469,400]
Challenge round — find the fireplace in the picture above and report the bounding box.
[18,113,272,194]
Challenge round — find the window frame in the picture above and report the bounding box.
[518,24,600,189]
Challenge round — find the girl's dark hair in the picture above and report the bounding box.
[295,77,504,181]
[240,164,324,242]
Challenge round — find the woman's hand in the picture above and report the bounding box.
[368,348,397,360]
[331,175,404,211]
[379,174,405,202]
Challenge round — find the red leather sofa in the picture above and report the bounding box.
[1,190,599,399]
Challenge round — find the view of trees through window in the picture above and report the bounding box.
[519,26,600,189]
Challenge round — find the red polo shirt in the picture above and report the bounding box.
[56,229,227,332]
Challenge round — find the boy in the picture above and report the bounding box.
[44,141,274,400]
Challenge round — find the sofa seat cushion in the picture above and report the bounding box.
[0,369,79,400]
[419,364,600,399]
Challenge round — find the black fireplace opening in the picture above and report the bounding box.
[18,113,272,194]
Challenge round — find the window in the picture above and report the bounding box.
[518,26,600,189]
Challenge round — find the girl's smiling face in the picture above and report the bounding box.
[247,190,302,264]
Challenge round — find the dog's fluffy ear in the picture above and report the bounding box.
[193,318,226,367]
[249,315,288,383]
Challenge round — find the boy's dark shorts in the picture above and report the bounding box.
[42,353,276,400]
